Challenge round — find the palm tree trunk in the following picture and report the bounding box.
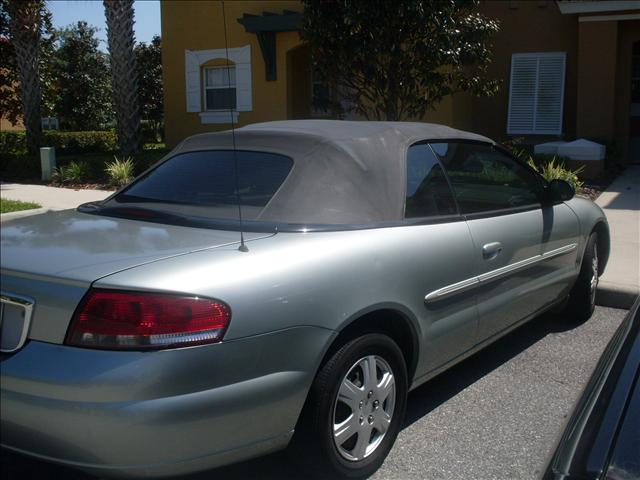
[104,0,141,155]
[6,0,43,155]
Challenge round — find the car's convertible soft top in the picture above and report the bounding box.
[168,120,494,224]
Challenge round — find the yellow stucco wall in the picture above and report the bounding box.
[162,0,303,147]
[161,0,472,148]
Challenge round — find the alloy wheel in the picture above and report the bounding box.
[332,355,396,461]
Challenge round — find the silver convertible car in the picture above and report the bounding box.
[1,121,609,479]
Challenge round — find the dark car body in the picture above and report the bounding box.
[544,296,640,480]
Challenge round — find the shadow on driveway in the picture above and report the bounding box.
[0,311,581,480]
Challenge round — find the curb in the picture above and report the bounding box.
[0,207,51,223]
[596,281,639,310]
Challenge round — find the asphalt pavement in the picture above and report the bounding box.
[0,306,628,480]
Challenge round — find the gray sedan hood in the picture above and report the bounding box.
[0,209,268,283]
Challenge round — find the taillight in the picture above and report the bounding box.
[66,289,231,350]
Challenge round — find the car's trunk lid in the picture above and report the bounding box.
[1,209,269,281]
[0,209,271,347]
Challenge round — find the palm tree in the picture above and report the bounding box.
[103,0,140,155]
[4,0,44,155]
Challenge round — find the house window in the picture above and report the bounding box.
[507,52,566,135]
[185,46,252,123]
[204,66,236,111]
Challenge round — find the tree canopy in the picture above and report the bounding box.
[53,21,113,130]
[135,35,163,141]
[300,0,500,121]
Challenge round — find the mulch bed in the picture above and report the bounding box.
[49,182,117,191]
[580,164,625,201]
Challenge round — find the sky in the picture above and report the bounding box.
[47,0,161,51]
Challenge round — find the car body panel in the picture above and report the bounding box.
[0,326,334,478]
[95,221,479,378]
[563,196,609,267]
[533,202,583,306]
[466,207,559,338]
[544,297,639,480]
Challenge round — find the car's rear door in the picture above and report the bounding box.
[430,142,573,341]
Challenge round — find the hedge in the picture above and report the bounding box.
[0,130,117,156]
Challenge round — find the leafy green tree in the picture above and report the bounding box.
[135,35,163,142]
[53,21,113,131]
[300,0,500,121]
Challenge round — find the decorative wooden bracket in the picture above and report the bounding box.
[237,10,301,82]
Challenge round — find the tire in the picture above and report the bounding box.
[290,333,408,479]
[564,232,599,322]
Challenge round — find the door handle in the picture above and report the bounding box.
[482,242,503,260]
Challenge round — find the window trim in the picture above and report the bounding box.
[202,65,237,112]
[507,52,566,135]
[403,140,461,219]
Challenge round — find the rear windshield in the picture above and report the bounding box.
[109,150,293,220]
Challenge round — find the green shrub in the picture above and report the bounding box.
[105,156,135,187]
[44,131,117,153]
[527,156,584,194]
[0,131,117,157]
[53,161,91,184]
[0,131,27,156]
[0,154,40,179]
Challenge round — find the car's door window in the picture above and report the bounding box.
[430,142,542,214]
[405,143,457,218]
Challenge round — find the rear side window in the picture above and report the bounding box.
[115,150,293,219]
[430,142,542,214]
[405,144,457,218]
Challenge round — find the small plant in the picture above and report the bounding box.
[52,161,91,184]
[527,156,584,194]
[65,161,91,183]
[105,156,135,187]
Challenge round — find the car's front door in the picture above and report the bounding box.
[403,143,480,376]
[430,142,571,342]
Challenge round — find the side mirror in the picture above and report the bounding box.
[548,179,575,202]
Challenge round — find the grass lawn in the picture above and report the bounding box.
[0,198,41,214]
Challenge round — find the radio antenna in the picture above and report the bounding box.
[221,0,248,252]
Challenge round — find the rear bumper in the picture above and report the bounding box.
[0,326,334,478]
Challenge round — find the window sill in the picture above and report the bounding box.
[199,111,239,124]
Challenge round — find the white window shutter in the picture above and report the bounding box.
[185,51,201,112]
[535,55,565,134]
[507,56,537,134]
[235,63,252,112]
[507,53,565,135]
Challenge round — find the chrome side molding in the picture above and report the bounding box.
[425,243,577,303]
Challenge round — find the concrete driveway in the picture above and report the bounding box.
[0,306,628,480]
[0,183,112,222]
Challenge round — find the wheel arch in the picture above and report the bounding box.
[319,306,421,389]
